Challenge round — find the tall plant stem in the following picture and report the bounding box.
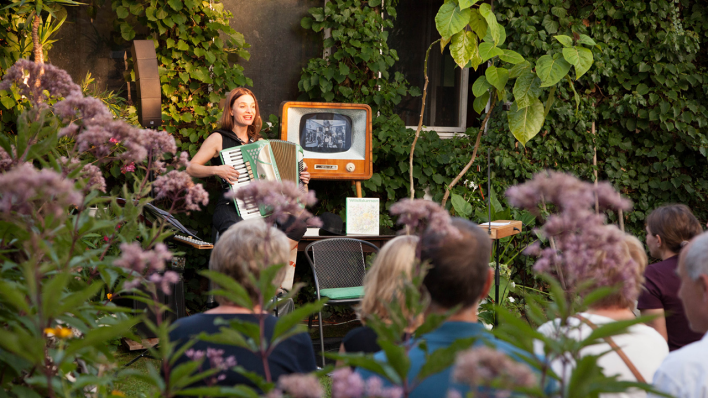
[441,91,497,206]
[32,14,44,64]
[409,39,440,199]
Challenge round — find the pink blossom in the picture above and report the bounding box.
[103,236,109,242]
[453,347,536,391]
[390,198,461,240]
[80,163,106,193]
[185,349,205,362]
[152,170,209,212]
[277,374,324,398]
[0,163,83,220]
[148,270,180,295]
[506,171,640,303]
[174,151,190,168]
[121,162,136,174]
[109,137,120,144]
[331,367,364,398]
[0,146,14,172]
[0,59,81,104]
[113,242,172,275]
[227,180,320,227]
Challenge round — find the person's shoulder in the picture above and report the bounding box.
[661,338,708,366]
[343,326,376,342]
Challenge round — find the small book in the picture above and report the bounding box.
[346,197,380,236]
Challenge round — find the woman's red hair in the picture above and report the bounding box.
[219,87,262,141]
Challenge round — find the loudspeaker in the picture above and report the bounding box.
[120,270,186,339]
[131,40,162,128]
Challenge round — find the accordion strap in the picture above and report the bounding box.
[573,314,646,383]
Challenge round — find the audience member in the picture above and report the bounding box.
[340,235,420,357]
[168,219,317,390]
[637,204,703,350]
[356,218,528,398]
[536,233,668,397]
[649,232,708,398]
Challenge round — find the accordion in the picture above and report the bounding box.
[219,140,305,219]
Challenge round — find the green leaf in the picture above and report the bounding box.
[478,4,500,45]
[155,8,168,19]
[472,76,491,97]
[500,49,525,65]
[542,14,559,34]
[573,46,594,79]
[508,98,545,146]
[551,6,567,18]
[120,23,135,41]
[536,54,571,87]
[509,61,532,78]
[272,300,327,344]
[451,193,473,218]
[554,35,573,48]
[440,36,451,54]
[513,71,542,109]
[468,9,487,40]
[115,6,128,18]
[473,91,489,114]
[478,42,503,61]
[485,65,509,91]
[636,84,649,95]
[567,76,580,113]
[167,0,183,11]
[458,0,479,10]
[0,281,29,313]
[450,31,476,69]
[543,86,556,117]
[368,0,381,6]
[177,40,189,51]
[577,34,596,46]
[435,2,470,38]
[0,96,16,109]
[64,318,141,357]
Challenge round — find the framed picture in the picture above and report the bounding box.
[346,197,380,236]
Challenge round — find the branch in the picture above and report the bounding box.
[441,91,497,206]
[409,39,440,199]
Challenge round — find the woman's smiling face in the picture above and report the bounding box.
[231,94,256,127]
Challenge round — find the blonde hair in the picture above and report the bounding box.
[591,233,647,310]
[210,219,289,304]
[358,235,419,323]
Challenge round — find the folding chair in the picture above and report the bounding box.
[304,238,379,366]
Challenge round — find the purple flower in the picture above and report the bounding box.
[453,347,537,391]
[505,171,639,301]
[276,374,324,398]
[0,146,14,172]
[174,151,190,168]
[205,347,237,371]
[226,180,320,227]
[121,162,136,174]
[148,270,180,295]
[331,367,365,398]
[152,170,209,212]
[185,349,205,361]
[389,198,461,240]
[0,163,83,220]
[114,242,172,275]
[0,59,82,104]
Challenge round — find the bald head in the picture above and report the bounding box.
[678,232,708,334]
[681,232,708,280]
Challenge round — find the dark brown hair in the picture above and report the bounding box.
[420,218,492,309]
[647,204,703,254]
[219,87,262,141]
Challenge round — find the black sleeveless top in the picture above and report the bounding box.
[211,129,254,192]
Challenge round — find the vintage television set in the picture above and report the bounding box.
[280,101,372,180]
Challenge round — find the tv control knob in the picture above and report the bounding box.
[346,163,355,172]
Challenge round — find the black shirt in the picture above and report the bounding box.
[168,313,317,390]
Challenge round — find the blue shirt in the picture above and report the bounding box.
[356,321,532,398]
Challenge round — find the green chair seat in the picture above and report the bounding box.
[319,286,364,300]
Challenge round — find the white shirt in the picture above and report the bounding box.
[536,312,669,398]
[649,332,708,398]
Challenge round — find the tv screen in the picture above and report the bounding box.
[299,113,352,153]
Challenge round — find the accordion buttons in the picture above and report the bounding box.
[346,162,355,172]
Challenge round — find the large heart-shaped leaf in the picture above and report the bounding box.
[478,3,500,45]
[500,49,525,64]
[509,61,532,78]
[508,98,545,146]
[468,9,487,39]
[574,47,594,79]
[577,34,596,46]
[513,71,542,109]
[554,35,573,48]
[472,75,492,97]
[473,91,490,114]
[459,0,480,9]
[485,65,509,91]
[536,54,571,87]
[435,2,471,38]
[440,36,451,54]
[478,42,503,61]
[450,31,477,68]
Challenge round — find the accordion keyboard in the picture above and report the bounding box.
[220,147,263,220]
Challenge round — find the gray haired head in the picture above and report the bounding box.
[682,232,708,280]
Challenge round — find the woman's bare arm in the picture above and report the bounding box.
[641,308,668,341]
[186,133,240,182]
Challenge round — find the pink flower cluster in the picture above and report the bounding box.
[152,170,209,212]
[330,368,403,398]
[115,243,179,294]
[389,198,461,240]
[0,146,14,172]
[0,59,82,104]
[276,373,325,398]
[59,156,106,193]
[452,347,536,393]
[0,163,83,220]
[506,171,639,300]
[227,180,321,227]
[185,347,237,383]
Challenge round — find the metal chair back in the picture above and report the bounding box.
[305,238,379,296]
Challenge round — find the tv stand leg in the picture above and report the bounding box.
[355,181,362,198]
